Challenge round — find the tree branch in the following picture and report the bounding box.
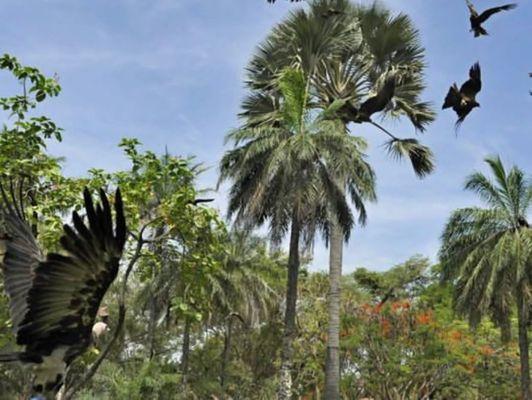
[370,121,398,141]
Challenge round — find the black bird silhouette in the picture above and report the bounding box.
[442,62,482,128]
[338,75,396,125]
[466,1,517,37]
[355,76,396,123]
[0,186,126,399]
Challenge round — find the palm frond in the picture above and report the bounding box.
[384,138,434,178]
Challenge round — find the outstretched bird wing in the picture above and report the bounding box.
[466,0,478,17]
[0,187,43,333]
[477,3,517,24]
[358,75,396,119]
[442,84,461,109]
[460,62,482,100]
[2,188,126,359]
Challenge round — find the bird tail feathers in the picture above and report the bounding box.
[475,27,488,36]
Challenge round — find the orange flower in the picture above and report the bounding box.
[391,301,402,312]
[449,330,462,342]
[416,311,432,325]
[360,303,372,313]
[381,318,391,336]
[479,345,495,356]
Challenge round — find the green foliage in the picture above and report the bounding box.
[76,361,181,400]
[440,155,532,328]
[221,65,375,242]
[243,0,435,177]
[353,255,430,301]
[0,54,61,121]
[0,1,528,394]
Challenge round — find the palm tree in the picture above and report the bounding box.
[241,1,435,397]
[219,67,375,400]
[440,155,532,400]
[208,231,284,391]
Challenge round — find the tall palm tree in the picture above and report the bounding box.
[219,67,375,400]
[440,155,532,400]
[241,1,435,397]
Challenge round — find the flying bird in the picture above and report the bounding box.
[354,76,396,123]
[0,186,126,399]
[466,1,517,37]
[442,62,482,128]
[336,75,396,125]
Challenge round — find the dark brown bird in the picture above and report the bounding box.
[442,62,482,128]
[466,1,517,37]
[334,76,396,125]
[331,75,397,138]
[0,186,126,399]
[352,75,396,123]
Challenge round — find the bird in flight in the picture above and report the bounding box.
[442,62,482,129]
[334,74,396,133]
[352,76,396,124]
[0,186,126,399]
[466,1,517,37]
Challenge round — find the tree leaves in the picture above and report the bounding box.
[384,138,435,178]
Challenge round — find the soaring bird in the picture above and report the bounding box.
[442,62,482,128]
[466,1,517,37]
[0,186,126,399]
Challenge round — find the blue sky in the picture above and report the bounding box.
[1,0,531,272]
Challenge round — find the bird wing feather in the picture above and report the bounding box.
[15,188,126,359]
[358,75,396,118]
[442,84,461,109]
[460,62,481,100]
[477,4,517,24]
[0,185,43,333]
[466,1,478,17]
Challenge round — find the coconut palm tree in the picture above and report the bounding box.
[440,155,532,400]
[219,67,375,399]
[241,1,435,397]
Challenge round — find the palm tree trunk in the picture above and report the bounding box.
[148,288,156,360]
[278,215,301,400]
[517,288,531,400]
[220,315,233,390]
[324,219,343,400]
[499,313,512,345]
